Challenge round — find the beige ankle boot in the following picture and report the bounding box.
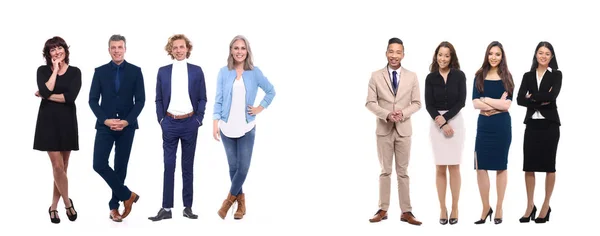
[218,193,237,219]
[234,193,245,219]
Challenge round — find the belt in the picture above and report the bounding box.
[166,111,194,119]
[480,110,506,116]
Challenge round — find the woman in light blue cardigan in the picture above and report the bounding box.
[213,35,275,220]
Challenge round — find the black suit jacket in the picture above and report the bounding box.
[516,69,562,126]
[89,60,146,130]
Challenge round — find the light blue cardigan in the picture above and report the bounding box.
[212,66,276,122]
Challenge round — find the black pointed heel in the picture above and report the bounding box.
[474,208,493,224]
[65,198,77,221]
[534,207,551,223]
[48,207,60,224]
[519,205,537,223]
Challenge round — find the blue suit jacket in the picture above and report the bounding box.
[155,63,207,126]
[89,60,146,130]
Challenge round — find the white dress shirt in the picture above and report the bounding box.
[532,68,550,119]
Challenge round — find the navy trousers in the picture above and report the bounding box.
[92,127,136,210]
[161,116,199,208]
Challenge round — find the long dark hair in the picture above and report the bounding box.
[43,36,70,67]
[429,41,460,72]
[475,41,514,96]
[530,41,559,71]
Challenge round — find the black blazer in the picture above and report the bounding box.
[516,69,562,126]
[89,60,146,130]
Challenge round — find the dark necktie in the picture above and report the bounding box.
[115,66,120,92]
[392,71,398,93]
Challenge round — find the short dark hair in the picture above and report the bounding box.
[43,36,70,67]
[388,37,403,46]
[109,34,126,47]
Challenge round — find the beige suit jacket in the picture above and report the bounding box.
[366,66,422,136]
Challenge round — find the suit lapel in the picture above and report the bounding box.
[164,65,173,107]
[538,70,552,93]
[187,63,195,109]
[531,70,542,93]
[381,66,394,96]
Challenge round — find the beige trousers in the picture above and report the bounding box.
[377,129,412,212]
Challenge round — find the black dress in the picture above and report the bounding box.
[33,65,82,151]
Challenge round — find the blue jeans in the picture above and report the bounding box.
[220,127,255,196]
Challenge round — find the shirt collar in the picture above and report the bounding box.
[110,60,125,69]
[173,59,187,67]
[388,66,401,76]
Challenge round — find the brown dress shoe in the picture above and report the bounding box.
[121,192,140,219]
[218,193,237,219]
[234,193,246,220]
[109,209,123,222]
[401,212,422,225]
[369,209,388,222]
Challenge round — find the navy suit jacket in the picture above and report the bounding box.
[155,63,207,126]
[89,60,146,130]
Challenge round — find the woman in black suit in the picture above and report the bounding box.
[516,41,561,224]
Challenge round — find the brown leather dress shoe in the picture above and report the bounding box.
[109,209,123,222]
[121,192,140,219]
[369,209,388,223]
[401,212,422,225]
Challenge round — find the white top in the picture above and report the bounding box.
[219,76,256,138]
[167,59,194,116]
[531,68,548,119]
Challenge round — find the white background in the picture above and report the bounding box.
[0,0,596,235]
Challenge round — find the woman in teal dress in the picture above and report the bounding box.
[471,41,514,225]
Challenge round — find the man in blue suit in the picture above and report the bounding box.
[89,34,144,222]
[148,34,207,221]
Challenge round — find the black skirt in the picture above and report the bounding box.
[523,119,560,172]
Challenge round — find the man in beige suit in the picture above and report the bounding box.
[366,37,422,225]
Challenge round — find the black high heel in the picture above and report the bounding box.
[48,207,60,224]
[65,198,77,221]
[440,210,448,225]
[474,208,493,224]
[449,210,458,225]
[519,205,537,223]
[534,206,551,223]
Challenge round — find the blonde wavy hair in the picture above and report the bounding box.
[165,34,193,59]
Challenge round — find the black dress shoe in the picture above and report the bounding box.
[183,207,198,219]
[48,207,60,224]
[534,207,551,223]
[148,208,172,221]
[520,205,537,223]
[65,198,77,221]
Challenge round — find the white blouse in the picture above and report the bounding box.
[219,76,256,138]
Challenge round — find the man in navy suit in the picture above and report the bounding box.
[89,34,144,222]
[148,34,207,221]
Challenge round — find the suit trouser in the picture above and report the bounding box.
[161,116,199,208]
[92,127,136,210]
[377,129,412,212]
[220,126,256,196]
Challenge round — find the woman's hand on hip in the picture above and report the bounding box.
[248,105,264,116]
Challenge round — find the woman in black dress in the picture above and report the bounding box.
[516,41,561,224]
[33,36,81,224]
